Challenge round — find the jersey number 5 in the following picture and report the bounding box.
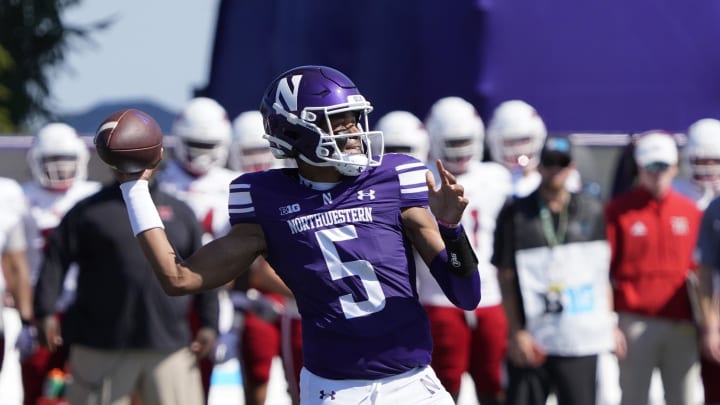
[315,225,386,319]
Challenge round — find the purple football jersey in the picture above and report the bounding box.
[228,154,433,379]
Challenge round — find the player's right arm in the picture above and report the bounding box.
[116,169,266,296]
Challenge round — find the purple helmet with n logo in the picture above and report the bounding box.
[260,65,383,176]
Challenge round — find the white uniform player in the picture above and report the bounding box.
[420,97,512,404]
[0,177,31,405]
[159,97,240,242]
[671,118,720,405]
[23,123,101,285]
[14,123,101,405]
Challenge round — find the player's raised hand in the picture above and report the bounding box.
[426,159,468,225]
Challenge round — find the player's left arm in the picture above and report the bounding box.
[402,160,480,310]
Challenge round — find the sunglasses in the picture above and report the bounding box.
[643,162,670,173]
[540,154,571,168]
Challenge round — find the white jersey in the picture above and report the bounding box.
[417,161,512,308]
[158,160,240,241]
[673,176,717,211]
[21,180,101,284]
[0,177,28,329]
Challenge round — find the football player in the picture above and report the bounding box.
[17,123,100,405]
[422,97,512,404]
[0,177,33,405]
[114,65,480,405]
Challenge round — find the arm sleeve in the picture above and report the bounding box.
[428,249,481,310]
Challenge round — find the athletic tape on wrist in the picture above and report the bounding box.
[119,180,165,236]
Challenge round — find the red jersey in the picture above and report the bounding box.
[605,187,701,320]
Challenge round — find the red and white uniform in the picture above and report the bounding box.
[22,180,101,286]
[158,160,239,241]
[417,160,512,396]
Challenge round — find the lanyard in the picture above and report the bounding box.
[538,197,569,247]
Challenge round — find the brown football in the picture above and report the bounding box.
[94,109,164,173]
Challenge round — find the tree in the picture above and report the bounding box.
[0,0,112,132]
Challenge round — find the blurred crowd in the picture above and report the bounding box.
[0,94,719,405]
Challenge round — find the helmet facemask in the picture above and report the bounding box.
[266,97,383,176]
[37,155,79,191]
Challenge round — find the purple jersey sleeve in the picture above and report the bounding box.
[227,155,433,379]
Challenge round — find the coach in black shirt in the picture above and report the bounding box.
[34,179,218,405]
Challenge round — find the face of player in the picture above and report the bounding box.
[637,162,677,198]
[298,111,363,182]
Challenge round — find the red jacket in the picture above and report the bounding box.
[605,187,701,320]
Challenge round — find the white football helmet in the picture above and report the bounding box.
[685,118,720,191]
[27,123,89,191]
[424,97,484,174]
[172,97,232,176]
[374,111,429,162]
[487,100,547,171]
[229,111,276,172]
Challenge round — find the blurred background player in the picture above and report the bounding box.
[420,97,512,404]
[673,118,720,404]
[157,97,238,397]
[228,110,301,405]
[674,118,720,211]
[374,110,429,161]
[486,100,548,198]
[159,96,238,242]
[19,122,101,405]
[0,177,34,405]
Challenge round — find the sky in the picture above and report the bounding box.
[50,0,220,115]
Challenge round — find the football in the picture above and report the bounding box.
[94,109,164,173]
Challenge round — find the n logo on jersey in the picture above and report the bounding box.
[357,190,375,200]
[323,192,333,205]
[275,74,302,111]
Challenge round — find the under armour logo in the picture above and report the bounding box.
[319,390,336,400]
[450,252,461,268]
[357,189,375,200]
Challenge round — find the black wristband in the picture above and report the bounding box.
[442,227,479,277]
[20,319,32,327]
